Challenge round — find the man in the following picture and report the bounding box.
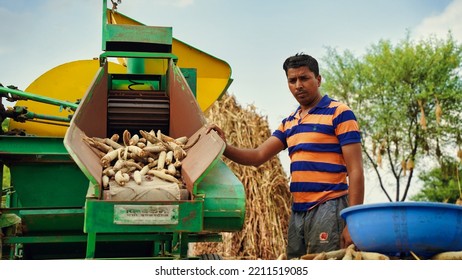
[207,53,364,259]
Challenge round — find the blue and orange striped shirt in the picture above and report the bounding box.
[272,95,361,212]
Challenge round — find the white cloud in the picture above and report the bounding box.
[413,0,462,42]
[173,0,194,8]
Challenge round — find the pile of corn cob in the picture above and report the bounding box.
[83,129,200,189]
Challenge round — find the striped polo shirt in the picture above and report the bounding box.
[272,95,361,212]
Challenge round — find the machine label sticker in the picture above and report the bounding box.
[113,205,179,225]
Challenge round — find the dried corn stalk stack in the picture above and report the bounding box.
[193,93,291,260]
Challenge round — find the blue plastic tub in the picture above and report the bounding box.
[340,202,462,258]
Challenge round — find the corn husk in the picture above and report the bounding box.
[435,98,442,125]
[418,99,427,130]
[401,160,407,176]
[406,159,415,170]
[377,152,382,168]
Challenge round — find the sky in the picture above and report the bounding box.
[1,0,461,203]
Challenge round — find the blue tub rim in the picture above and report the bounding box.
[340,201,462,219]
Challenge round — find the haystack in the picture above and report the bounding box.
[193,93,292,260]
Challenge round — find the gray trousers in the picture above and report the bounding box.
[286,196,348,259]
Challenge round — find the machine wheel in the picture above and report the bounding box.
[198,253,223,260]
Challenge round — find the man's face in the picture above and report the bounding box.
[286,66,321,107]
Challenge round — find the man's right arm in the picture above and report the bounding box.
[206,123,284,167]
[224,136,285,167]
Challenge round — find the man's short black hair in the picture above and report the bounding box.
[283,53,319,77]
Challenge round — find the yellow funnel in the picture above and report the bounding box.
[9,60,126,136]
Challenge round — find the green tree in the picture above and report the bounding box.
[322,33,462,201]
[411,157,462,203]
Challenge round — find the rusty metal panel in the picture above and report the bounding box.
[168,60,206,138]
[181,126,225,194]
[64,64,109,194]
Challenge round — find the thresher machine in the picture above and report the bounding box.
[0,0,245,260]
